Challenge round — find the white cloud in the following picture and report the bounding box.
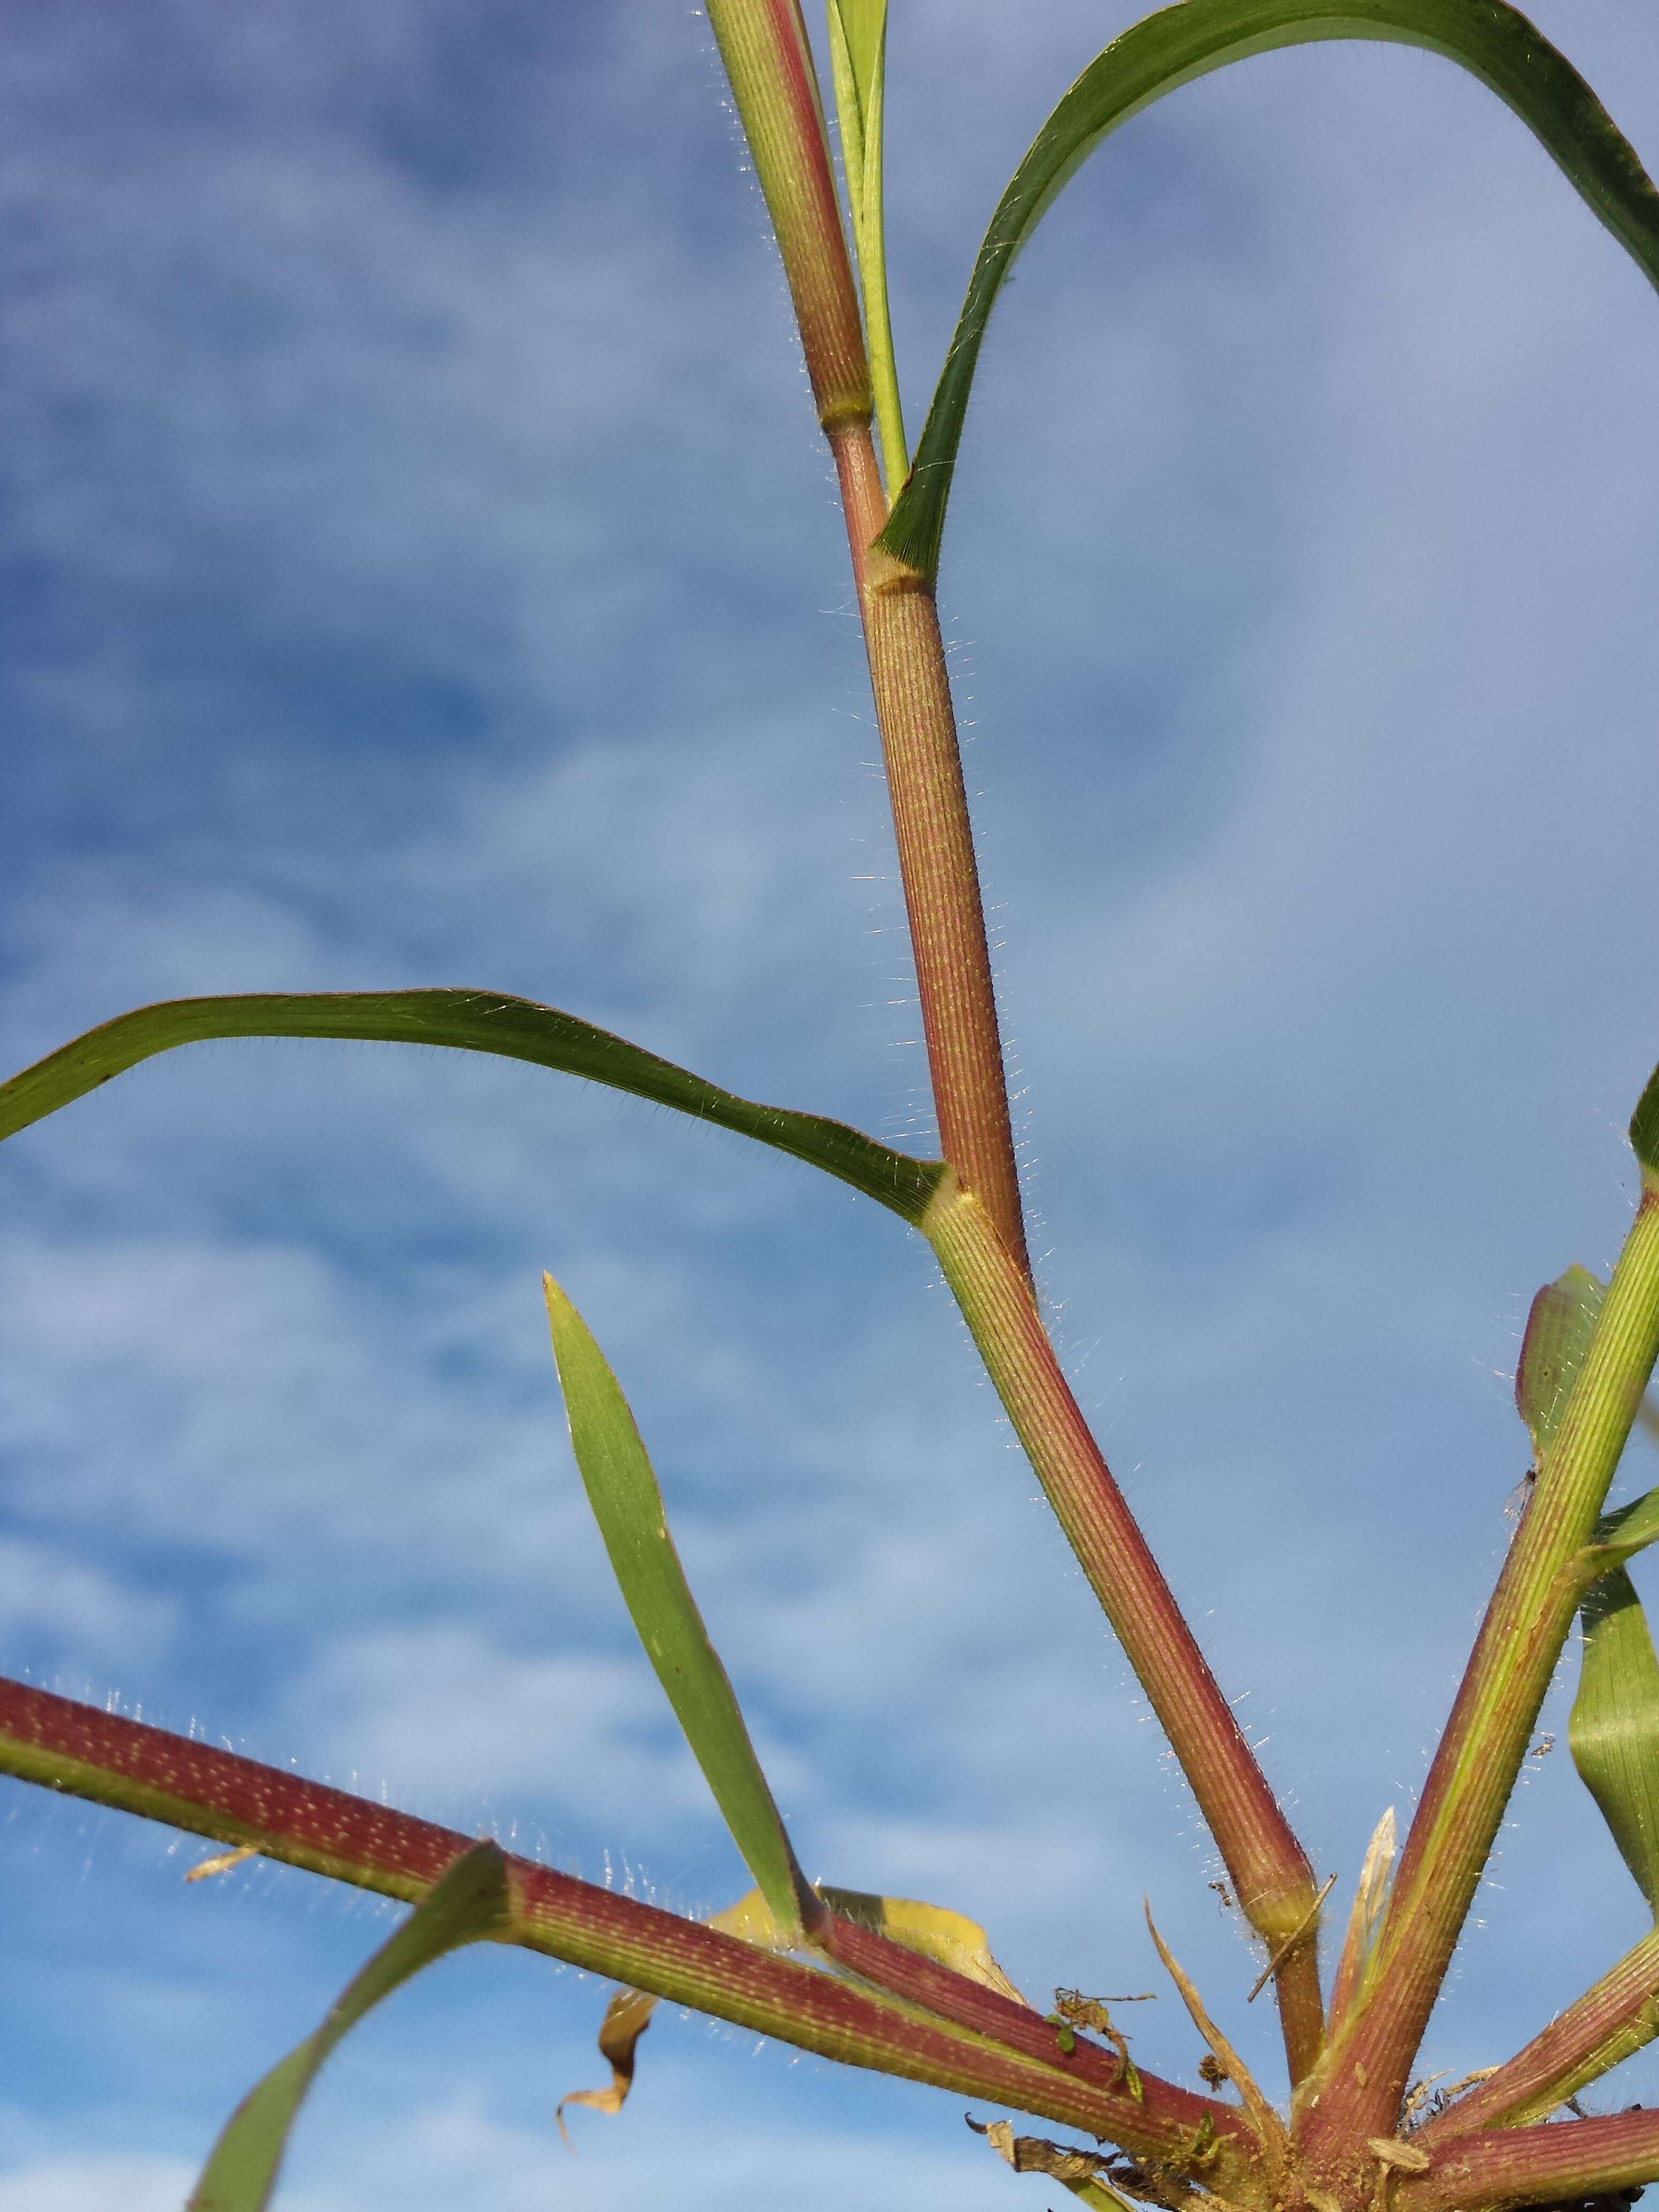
[0,2154,196,2212]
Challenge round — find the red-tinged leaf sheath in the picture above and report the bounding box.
[830,420,1030,1279]
[1396,2109,1659,2212]
[1305,1180,1659,2145]
[0,1675,1245,2167]
[1413,1923,1659,2140]
[923,1178,1323,2082]
[704,10,1029,1277]
[704,0,869,428]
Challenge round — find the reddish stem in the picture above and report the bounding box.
[1399,2109,1659,2212]
[829,417,1031,1279]
[0,1676,1241,2167]
[1413,1926,1659,2141]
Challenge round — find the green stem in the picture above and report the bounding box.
[0,1675,1253,2170]
[825,1,907,493]
[1304,1181,1659,2143]
[922,1175,1324,2083]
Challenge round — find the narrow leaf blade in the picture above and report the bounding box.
[0,989,944,1222]
[828,0,905,489]
[1571,1571,1659,1919]
[878,0,1659,581]
[188,1842,510,2212]
[543,1276,808,1937]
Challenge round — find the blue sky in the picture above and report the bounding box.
[3,2,1659,2205]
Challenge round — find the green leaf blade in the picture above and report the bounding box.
[878,0,1659,582]
[188,1842,510,2212]
[0,988,944,1222]
[1572,1571,1659,1920]
[828,0,905,491]
[543,1275,810,1940]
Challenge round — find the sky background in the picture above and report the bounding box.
[3,2,1659,2205]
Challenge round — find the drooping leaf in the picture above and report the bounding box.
[827,0,906,490]
[543,1277,811,1938]
[0,989,944,1222]
[1571,1570,1659,1919]
[1516,1264,1608,1461]
[559,1881,1026,2129]
[188,1842,510,2212]
[878,0,1659,581]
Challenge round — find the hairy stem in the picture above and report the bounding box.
[1414,1925,1659,2139]
[832,422,1029,1274]
[923,1175,1323,2083]
[705,0,870,428]
[1398,2109,1659,2212]
[0,1675,1256,2165]
[1305,1182,1659,2142]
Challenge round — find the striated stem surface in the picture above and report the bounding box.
[1307,1184,1659,2141]
[1414,1925,1659,2140]
[831,421,1029,1275]
[1399,2109,1659,2212]
[924,1177,1322,2082]
[0,1673,1256,2162]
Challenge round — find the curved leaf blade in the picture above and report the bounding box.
[543,1276,811,1938]
[1583,1486,1659,1581]
[0,989,944,1222]
[188,1842,510,2212]
[1571,1570,1659,1919]
[878,0,1659,581]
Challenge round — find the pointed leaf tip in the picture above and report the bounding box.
[543,1277,809,1940]
[188,1842,510,2212]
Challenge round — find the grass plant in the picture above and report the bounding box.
[5,4,1659,2206]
